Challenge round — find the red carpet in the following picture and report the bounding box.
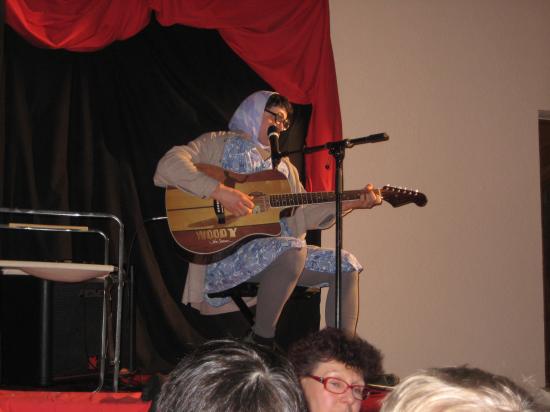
[0,388,385,411]
[0,390,151,412]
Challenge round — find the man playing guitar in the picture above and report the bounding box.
[154,90,381,348]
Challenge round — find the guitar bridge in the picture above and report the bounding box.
[213,200,226,224]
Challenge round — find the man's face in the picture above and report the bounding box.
[258,105,288,146]
[300,360,365,412]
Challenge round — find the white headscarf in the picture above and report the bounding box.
[228,90,277,149]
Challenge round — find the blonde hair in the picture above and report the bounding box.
[380,366,541,412]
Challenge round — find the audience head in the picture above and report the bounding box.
[155,339,307,412]
[288,327,384,412]
[380,365,543,412]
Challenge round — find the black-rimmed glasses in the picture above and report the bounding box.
[264,109,290,131]
[306,375,369,401]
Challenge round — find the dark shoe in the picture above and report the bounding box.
[243,330,275,347]
[243,330,286,354]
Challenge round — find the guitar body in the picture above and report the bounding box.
[166,165,291,264]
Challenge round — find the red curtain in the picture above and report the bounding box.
[5,0,342,191]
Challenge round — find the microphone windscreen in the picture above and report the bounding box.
[267,125,279,138]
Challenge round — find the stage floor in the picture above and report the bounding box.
[0,389,385,412]
[0,371,387,412]
[0,390,150,412]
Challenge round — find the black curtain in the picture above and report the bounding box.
[0,17,317,372]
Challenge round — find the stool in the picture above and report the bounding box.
[207,283,320,326]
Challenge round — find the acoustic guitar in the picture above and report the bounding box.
[166,164,427,264]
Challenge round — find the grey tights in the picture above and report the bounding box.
[249,247,359,338]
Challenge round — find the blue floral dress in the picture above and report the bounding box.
[204,137,362,306]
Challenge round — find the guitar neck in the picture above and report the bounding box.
[268,190,368,208]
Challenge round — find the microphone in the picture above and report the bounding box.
[268,125,281,169]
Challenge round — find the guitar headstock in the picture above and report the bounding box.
[380,185,428,207]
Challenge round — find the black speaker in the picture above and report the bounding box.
[51,280,104,378]
[0,274,103,386]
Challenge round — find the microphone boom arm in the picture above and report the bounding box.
[279,132,389,158]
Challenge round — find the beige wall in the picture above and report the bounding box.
[326,0,550,386]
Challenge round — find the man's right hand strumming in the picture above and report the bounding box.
[210,184,254,217]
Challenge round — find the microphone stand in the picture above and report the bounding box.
[276,133,388,329]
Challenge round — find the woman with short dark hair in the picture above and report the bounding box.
[288,327,384,412]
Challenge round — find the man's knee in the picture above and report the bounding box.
[277,247,307,280]
[343,269,359,282]
[330,269,358,289]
